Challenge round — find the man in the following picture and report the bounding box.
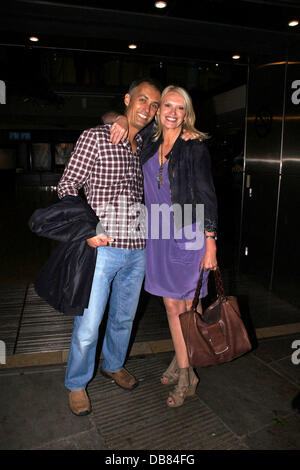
[57,78,161,416]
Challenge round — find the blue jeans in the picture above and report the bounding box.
[65,246,145,391]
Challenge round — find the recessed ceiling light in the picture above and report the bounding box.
[232,54,240,60]
[289,20,299,27]
[128,44,137,49]
[29,36,39,42]
[155,1,167,8]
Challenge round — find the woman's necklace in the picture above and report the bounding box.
[157,141,164,189]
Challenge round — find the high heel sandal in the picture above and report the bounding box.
[160,354,179,385]
[167,367,199,408]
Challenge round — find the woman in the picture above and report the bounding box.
[111,85,218,407]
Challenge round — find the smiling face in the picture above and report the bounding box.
[124,82,161,132]
[157,91,186,131]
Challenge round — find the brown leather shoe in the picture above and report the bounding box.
[69,389,91,416]
[100,367,138,390]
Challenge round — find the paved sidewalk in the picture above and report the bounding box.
[0,333,299,451]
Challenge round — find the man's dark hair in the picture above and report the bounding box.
[128,77,162,96]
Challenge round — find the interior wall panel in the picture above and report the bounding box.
[272,63,300,309]
[240,62,286,287]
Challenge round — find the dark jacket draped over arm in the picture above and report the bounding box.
[28,195,98,315]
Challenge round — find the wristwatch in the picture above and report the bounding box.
[205,235,217,240]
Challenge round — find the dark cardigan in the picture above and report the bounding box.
[139,123,218,233]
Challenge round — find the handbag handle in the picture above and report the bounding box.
[191,266,226,312]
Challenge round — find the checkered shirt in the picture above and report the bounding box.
[57,125,146,249]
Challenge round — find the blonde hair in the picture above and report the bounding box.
[153,85,209,142]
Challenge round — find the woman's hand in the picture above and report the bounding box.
[109,115,129,145]
[200,239,218,271]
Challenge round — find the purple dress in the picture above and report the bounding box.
[143,151,209,300]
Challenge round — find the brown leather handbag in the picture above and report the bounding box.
[179,267,252,367]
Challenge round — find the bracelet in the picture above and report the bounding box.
[205,235,217,240]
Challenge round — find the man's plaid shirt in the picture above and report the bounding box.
[57,125,146,250]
